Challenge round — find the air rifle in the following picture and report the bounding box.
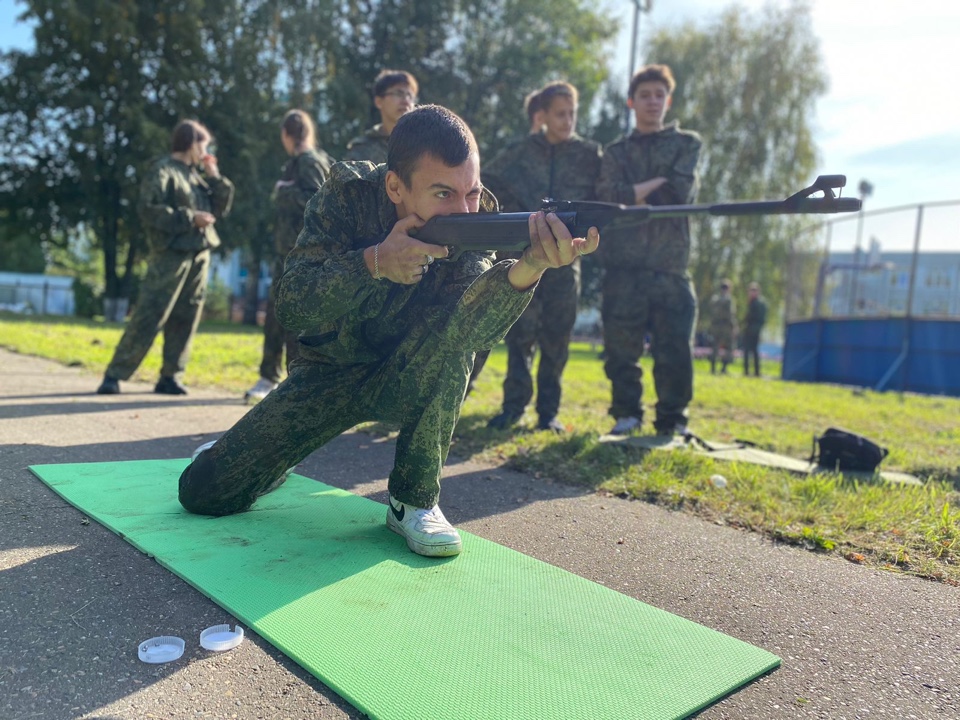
[416,174,861,259]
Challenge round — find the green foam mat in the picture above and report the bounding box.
[30,460,779,719]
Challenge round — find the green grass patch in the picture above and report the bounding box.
[3,312,959,584]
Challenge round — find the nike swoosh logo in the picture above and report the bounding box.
[389,500,405,522]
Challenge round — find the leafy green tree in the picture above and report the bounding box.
[644,0,827,331]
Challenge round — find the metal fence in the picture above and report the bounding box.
[785,199,960,323]
[0,278,76,316]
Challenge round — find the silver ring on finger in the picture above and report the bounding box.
[421,264,429,275]
[426,254,434,265]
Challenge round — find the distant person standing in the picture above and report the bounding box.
[97,120,234,395]
[742,281,768,376]
[482,81,603,432]
[343,70,418,164]
[596,64,702,436]
[709,279,736,375]
[245,110,333,402]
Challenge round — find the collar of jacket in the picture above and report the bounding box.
[628,120,680,143]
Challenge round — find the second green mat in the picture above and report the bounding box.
[31,460,780,720]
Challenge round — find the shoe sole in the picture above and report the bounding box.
[386,513,462,557]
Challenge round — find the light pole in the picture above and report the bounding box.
[625,0,653,135]
[848,179,873,315]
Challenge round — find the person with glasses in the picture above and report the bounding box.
[344,70,419,164]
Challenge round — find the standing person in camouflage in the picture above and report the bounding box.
[96,120,234,396]
[596,64,702,436]
[482,82,603,432]
[742,281,768,376]
[245,110,334,402]
[708,279,736,374]
[179,105,600,558]
[465,87,546,397]
[343,70,418,164]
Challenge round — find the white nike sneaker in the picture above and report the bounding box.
[386,496,462,557]
[610,416,642,436]
[190,441,294,496]
[244,377,278,403]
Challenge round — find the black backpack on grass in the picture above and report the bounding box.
[811,427,889,473]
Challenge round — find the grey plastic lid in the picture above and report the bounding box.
[200,624,244,652]
[138,636,185,664]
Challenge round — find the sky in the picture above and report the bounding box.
[1,0,957,250]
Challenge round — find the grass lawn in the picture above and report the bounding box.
[2,312,958,584]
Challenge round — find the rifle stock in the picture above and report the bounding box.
[415,174,861,258]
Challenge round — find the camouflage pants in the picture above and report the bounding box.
[106,249,209,381]
[710,327,735,371]
[179,316,477,517]
[259,256,300,383]
[601,268,697,430]
[500,263,580,420]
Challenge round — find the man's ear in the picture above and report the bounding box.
[626,95,635,110]
[373,95,385,114]
[384,170,404,204]
[666,94,673,110]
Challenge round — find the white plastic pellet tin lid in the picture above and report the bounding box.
[138,635,185,664]
[199,624,244,652]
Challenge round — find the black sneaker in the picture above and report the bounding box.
[487,411,522,430]
[537,416,566,433]
[155,376,188,395]
[96,375,120,394]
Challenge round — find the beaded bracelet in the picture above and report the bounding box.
[373,243,382,280]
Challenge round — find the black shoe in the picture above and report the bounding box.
[155,376,188,395]
[487,411,522,430]
[537,416,566,433]
[96,375,120,394]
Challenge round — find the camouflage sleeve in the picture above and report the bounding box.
[276,153,329,217]
[207,175,234,218]
[275,177,389,333]
[138,167,195,240]
[595,145,636,205]
[647,135,701,206]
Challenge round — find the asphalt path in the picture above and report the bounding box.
[0,348,956,720]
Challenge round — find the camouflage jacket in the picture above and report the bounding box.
[274,148,334,256]
[709,292,736,332]
[343,125,390,164]
[744,296,768,334]
[138,156,234,254]
[275,161,535,365]
[482,132,602,213]
[596,123,701,273]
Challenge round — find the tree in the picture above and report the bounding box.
[644,0,827,330]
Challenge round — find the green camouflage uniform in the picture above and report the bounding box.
[708,291,736,372]
[260,148,334,382]
[105,156,234,382]
[481,132,602,423]
[343,124,390,164]
[596,123,701,431]
[742,295,768,376]
[179,161,535,516]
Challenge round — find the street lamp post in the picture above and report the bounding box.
[848,179,874,315]
[625,1,652,135]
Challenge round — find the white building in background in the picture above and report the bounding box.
[824,250,960,318]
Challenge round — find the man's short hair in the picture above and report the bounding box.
[538,81,578,112]
[748,281,760,292]
[387,105,478,187]
[628,64,676,98]
[373,69,419,98]
[523,90,544,124]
